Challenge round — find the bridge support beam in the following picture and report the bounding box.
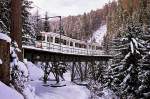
[23,48,112,83]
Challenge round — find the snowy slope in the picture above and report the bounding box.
[0,81,24,99]
[0,61,118,99]
[30,71,91,99]
[26,62,91,99]
[27,62,118,99]
[89,24,107,45]
[26,62,44,81]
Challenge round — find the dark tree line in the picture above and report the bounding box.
[0,0,36,42]
[101,0,150,98]
[50,2,116,41]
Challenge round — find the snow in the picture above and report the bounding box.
[0,60,117,99]
[124,52,131,60]
[131,38,138,48]
[18,61,29,77]
[26,61,44,81]
[25,61,118,99]
[0,81,24,99]
[90,24,107,45]
[23,85,36,99]
[0,32,11,43]
[100,88,119,99]
[24,62,91,99]
[130,42,134,53]
[0,59,2,64]
[29,71,91,99]
[122,74,130,84]
[30,81,90,99]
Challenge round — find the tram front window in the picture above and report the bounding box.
[37,36,45,41]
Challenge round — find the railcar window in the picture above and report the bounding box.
[89,45,91,49]
[63,39,67,45]
[36,36,45,41]
[96,46,102,50]
[47,36,53,42]
[66,41,69,45]
[55,38,60,43]
[70,42,73,46]
[75,43,79,47]
[79,44,82,48]
[92,46,95,50]
[82,44,86,48]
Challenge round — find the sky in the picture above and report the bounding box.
[31,0,113,17]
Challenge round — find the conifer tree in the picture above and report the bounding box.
[138,31,150,98]
[108,25,144,98]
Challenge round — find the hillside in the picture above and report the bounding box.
[105,0,150,44]
[49,1,116,41]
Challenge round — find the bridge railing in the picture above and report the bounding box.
[22,41,105,56]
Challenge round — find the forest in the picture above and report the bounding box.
[0,0,150,99]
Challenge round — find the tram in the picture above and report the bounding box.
[35,32,102,51]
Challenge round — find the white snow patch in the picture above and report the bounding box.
[0,81,24,99]
[0,33,11,43]
[18,61,29,77]
[26,62,44,81]
[0,59,2,64]
[131,38,138,48]
[30,81,90,99]
[130,42,134,53]
[124,52,131,60]
[25,62,117,99]
[23,85,37,99]
[123,74,130,84]
[89,24,107,45]
[101,88,119,99]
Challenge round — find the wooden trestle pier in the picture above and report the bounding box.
[23,46,113,83]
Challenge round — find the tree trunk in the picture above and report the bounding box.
[10,0,22,60]
[0,40,10,85]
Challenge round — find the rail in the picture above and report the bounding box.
[22,41,105,56]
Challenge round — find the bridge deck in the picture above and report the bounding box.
[23,45,113,62]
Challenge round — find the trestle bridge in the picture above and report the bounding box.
[23,32,113,83]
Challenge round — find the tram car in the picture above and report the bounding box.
[35,32,103,55]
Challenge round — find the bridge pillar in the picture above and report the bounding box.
[71,61,75,82]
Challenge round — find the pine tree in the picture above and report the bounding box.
[0,0,10,33]
[138,30,150,99]
[108,25,144,98]
[22,0,36,45]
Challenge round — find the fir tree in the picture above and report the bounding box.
[22,0,36,45]
[0,0,10,33]
[138,31,150,99]
[108,25,143,98]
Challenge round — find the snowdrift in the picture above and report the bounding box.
[0,81,24,99]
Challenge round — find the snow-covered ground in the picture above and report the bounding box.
[27,62,91,99]
[89,24,107,45]
[27,62,118,99]
[0,81,24,99]
[0,61,118,99]
[30,80,90,99]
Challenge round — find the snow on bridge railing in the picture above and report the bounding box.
[22,41,105,56]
